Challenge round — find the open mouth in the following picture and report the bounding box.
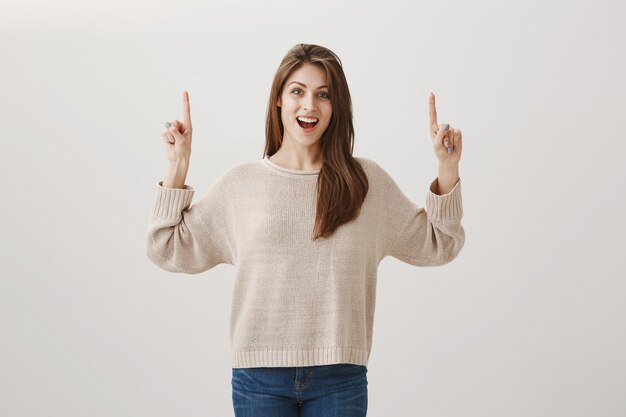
[296,117,319,130]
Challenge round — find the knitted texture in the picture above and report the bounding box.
[146,156,465,368]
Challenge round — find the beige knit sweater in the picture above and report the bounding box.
[146,155,465,368]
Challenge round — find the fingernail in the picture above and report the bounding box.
[444,140,449,148]
[444,123,449,131]
[165,122,171,128]
[447,147,452,154]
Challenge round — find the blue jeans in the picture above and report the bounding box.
[231,363,368,417]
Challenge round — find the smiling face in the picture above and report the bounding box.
[276,62,333,150]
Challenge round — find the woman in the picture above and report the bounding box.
[147,43,465,417]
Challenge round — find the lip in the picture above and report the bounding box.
[296,118,319,133]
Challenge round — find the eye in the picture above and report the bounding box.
[290,88,330,99]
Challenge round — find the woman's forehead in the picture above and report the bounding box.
[287,63,327,85]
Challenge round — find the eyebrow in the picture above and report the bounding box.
[288,81,328,90]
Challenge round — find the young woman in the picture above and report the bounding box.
[147,43,465,417]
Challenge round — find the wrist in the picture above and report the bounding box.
[436,162,459,195]
[438,159,458,170]
[169,157,190,167]
[438,162,458,177]
[163,159,190,189]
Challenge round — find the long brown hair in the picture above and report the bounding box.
[264,43,369,240]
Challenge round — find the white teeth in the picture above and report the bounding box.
[297,116,318,123]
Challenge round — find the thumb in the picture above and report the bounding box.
[434,123,449,149]
[168,125,186,143]
[170,119,183,131]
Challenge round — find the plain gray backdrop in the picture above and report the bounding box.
[1,0,624,416]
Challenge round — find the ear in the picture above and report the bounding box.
[276,97,281,107]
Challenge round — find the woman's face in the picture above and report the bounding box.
[277,63,333,150]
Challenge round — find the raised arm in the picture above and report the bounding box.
[147,90,234,273]
[383,92,465,266]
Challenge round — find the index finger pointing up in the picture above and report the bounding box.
[429,92,438,128]
[182,90,191,127]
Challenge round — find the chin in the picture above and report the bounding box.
[287,127,322,143]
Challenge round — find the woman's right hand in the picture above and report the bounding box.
[162,90,193,163]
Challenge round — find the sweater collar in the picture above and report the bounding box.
[262,155,320,177]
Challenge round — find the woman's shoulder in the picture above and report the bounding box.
[353,156,392,182]
[203,160,262,194]
[215,159,264,179]
[353,155,375,171]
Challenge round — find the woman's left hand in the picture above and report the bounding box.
[429,92,462,163]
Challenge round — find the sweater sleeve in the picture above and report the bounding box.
[378,164,465,267]
[145,175,235,274]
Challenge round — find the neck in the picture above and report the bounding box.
[270,140,323,171]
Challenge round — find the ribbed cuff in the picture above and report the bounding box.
[151,181,195,220]
[425,177,463,221]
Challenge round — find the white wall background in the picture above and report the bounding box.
[1,0,624,416]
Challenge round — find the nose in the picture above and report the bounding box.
[303,93,317,111]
